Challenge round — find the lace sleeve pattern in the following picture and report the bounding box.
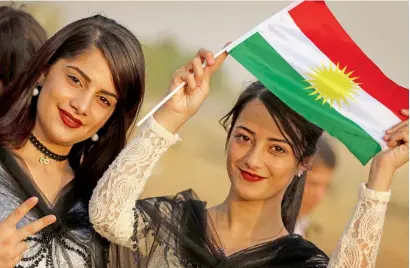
[89,117,180,248]
[328,183,391,268]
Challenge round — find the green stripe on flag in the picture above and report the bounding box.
[229,32,381,165]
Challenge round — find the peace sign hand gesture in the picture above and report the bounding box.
[0,197,56,268]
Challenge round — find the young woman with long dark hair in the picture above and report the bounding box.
[90,79,408,267]
[0,14,222,267]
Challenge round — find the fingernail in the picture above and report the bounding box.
[49,215,57,222]
[383,135,390,141]
[31,196,38,202]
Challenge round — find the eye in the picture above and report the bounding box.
[234,133,251,144]
[98,96,111,107]
[270,145,286,155]
[68,74,82,87]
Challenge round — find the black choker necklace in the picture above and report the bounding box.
[29,134,69,165]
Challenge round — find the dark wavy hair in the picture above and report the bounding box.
[0,6,47,89]
[0,15,145,214]
[220,81,323,233]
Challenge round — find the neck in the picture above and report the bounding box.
[15,132,72,171]
[217,188,287,240]
[32,124,72,156]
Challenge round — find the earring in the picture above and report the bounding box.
[33,85,41,96]
[297,170,303,177]
[91,133,99,142]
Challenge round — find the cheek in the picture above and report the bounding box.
[36,87,56,118]
[266,157,296,179]
[226,139,245,166]
[86,106,114,132]
[226,139,243,180]
[265,157,297,189]
[39,75,74,107]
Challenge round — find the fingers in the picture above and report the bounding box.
[172,69,196,89]
[203,50,228,83]
[386,109,408,134]
[386,120,409,134]
[196,48,215,66]
[211,51,229,74]
[3,197,38,226]
[16,215,56,242]
[191,57,204,87]
[172,45,229,95]
[384,125,409,147]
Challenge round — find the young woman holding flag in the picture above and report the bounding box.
[89,50,408,267]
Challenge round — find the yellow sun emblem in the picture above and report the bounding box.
[304,62,361,108]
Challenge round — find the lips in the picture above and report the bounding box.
[58,108,83,129]
[240,169,265,183]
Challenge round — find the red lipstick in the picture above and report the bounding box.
[59,108,83,129]
[240,169,265,182]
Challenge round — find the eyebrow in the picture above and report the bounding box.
[236,125,289,144]
[67,65,118,100]
[67,65,91,82]
[100,90,118,100]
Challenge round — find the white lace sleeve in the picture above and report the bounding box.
[89,117,180,248]
[328,183,391,268]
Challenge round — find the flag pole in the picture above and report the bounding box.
[136,48,227,127]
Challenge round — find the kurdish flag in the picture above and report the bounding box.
[225,0,409,165]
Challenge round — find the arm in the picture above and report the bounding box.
[328,109,408,268]
[327,183,390,268]
[89,116,180,248]
[89,48,229,249]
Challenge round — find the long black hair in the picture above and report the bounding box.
[220,81,323,232]
[0,15,145,219]
[0,6,47,89]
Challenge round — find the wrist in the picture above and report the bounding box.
[153,107,189,134]
[367,159,395,192]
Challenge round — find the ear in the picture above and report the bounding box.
[298,155,315,174]
[36,73,46,86]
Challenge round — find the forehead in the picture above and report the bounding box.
[235,99,285,138]
[54,47,116,94]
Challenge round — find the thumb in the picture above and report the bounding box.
[203,50,229,83]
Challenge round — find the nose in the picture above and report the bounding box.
[244,144,264,170]
[69,91,93,116]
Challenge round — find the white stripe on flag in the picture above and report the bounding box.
[257,11,401,148]
[225,1,303,53]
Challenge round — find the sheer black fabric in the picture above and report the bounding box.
[130,189,329,268]
[0,146,109,268]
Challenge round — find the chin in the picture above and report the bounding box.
[44,124,83,146]
[231,180,274,201]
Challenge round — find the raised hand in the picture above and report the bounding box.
[368,109,409,191]
[0,197,56,268]
[154,47,228,133]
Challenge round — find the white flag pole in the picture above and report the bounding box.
[136,48,227,127]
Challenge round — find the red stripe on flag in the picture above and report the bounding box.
[289,1,408,120]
